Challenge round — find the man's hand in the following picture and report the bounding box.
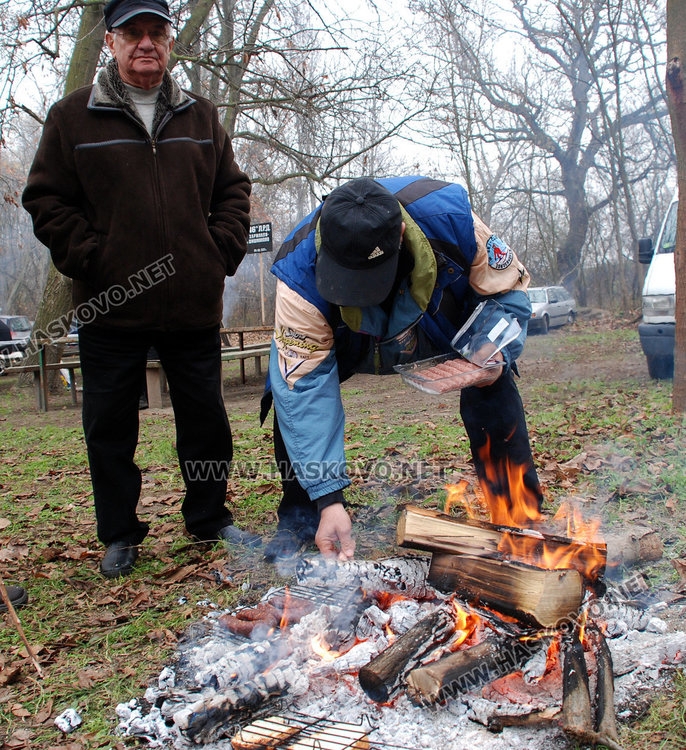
[472,342,504,387]
[315,503,356,561]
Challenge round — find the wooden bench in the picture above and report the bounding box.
[220,326,272,387]
[144,328,272,407]
[4,358,81,412]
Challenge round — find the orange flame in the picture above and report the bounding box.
[448,438,606,581]
[310,633,340,662]
[278,587,292,629]
[451,600,480,649]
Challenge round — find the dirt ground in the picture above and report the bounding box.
[223,310,649,416]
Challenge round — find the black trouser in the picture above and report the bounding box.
[78,325,233,546]
[460,369,543,511]
[272,368,542,530]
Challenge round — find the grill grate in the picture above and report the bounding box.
[231,711,426,749]
[265,583,361,608]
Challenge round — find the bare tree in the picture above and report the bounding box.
[408,0,671,304]
[666,0,686,411]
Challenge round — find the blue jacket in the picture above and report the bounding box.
[267,176,532,503]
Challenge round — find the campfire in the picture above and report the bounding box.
[115,453,684,750]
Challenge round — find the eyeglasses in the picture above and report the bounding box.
[113,27,171,45]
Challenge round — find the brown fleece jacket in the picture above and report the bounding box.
[22,60,251,331]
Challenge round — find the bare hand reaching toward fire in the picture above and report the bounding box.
[316,503,356,561]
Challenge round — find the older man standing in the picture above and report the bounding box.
[23,0,259,578]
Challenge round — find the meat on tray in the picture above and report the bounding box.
[407,358,494,393]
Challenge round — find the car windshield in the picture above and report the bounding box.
[527,289,547,303]
[658,201,677,254]
[5,316,31,331]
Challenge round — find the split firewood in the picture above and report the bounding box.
[486,706,561,733]
[591,626,618,741]
[230,715,301,749]
[604,526,663,571]
[428,552,584,629]
[405,633,540,706]
[358,607,456,703]
[561,629,593,737]
[398,505,607,585]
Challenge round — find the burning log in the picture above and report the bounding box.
[428,552,584,629]
[358,607,457,703]
[486,706,562,733]
[321,587,373,652]
[173,661,304,744]
[591,626,618,741]
[405,633,539,706]
[561,629,593,736]
[560,628,627,750]
[397,505,606,584]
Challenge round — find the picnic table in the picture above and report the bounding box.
[145,326,273,407]
[3,328,273,411]
[3,336,80,412]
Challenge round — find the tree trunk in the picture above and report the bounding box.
[667,0,686,412]
[26,5,105,374]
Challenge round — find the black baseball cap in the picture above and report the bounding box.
[316,178,402,307]
[104,0,172,30]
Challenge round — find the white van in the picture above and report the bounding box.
[638,194,676,379]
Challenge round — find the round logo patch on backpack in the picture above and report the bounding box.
[486,235,513,270]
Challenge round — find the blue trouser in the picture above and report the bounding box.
[78,324,233,546]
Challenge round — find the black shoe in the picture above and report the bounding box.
[1,585,28,612]
[217,524,262,548]
[100,541,139,578]
[263,529,312,563]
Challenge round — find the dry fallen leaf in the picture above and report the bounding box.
[671,558,686,593]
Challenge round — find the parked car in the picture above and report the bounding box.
[0,319,24,375]
[526,286,577,334]
[0,315,32,351]
[637,194,676,380]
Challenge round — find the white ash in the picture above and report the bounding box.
[54,707,82,734]
[521,643,550,684]
[356,604,390,639]
[386,598,425,634]
[296,555,433,599]
[309,636,389,677]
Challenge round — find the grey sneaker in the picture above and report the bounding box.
[1,584,28,612]
[217,524,262,548]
